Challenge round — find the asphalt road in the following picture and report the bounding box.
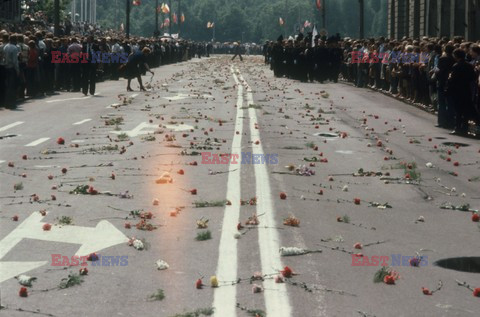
[0,56,479,317]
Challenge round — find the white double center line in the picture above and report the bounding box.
[0,121,24,132]
[239,69,292,317]
[212,66,244,317]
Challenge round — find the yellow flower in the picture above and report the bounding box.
[210,276,219,288]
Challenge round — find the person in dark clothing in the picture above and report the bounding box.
[81,35,99,96]
[436,44,456,129]
[231,43,243,61]
[125,47,154,91]
[446,48,477,135]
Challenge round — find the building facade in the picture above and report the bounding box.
[387,0,480,41]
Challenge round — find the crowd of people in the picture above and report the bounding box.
[0,22,217,109]
[264,34,480,135]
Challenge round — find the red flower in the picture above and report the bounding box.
[19,287,28,297]
[353,243,362,249]
[177,169,184,175]
[196,278,203,289]
[354,198,361,205]
[383,275,395,285]
[279,192,287,200]
[190,189,197,195]
[422,287,432,295]
[281,266,293,278]
[473,288,480,297]
[189,161,198,166]
[453,161,459,166]
[61,167,68,174]
[47,175,54,180]
[57,137,65,145]
[88,186,98,195]
[12,215,19,221]
[42,223,51,231]
[446,157,451,162]
[255,140,260,145]
[472,213,480,222]
[22,154,27,160]
[79,268,88,275]
[87,253,99,261]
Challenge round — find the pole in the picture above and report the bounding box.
[178,0,181,36]
[126,0,131,38]
[168,0,172,35]
[322,0,326,29]
[155,0,159,36]
[54,0,60,36]
[359,0,364,38]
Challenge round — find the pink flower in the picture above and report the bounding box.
[252,284,263,293]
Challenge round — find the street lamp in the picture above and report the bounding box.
[126,0,131,38]
[359,0,364,39]
[54,0,60,36]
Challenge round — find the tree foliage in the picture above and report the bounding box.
[92,0,387,41]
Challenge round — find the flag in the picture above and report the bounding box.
[162,3,170,14]
[316,0,322,10]
[180,13,185,23]
[279,17,284,26]
[132,0,141,6]
[312,25,318,47]
[173,13,177,24]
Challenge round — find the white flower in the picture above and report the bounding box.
[417,216,425,222]
[342,185,348,192]
[133,239,144,250]
[16,274,36,287]
[156,260,169,270]
[451,187,456,193]
[426,162,433,168]
[279,246,308,256]
[461,193,466,197]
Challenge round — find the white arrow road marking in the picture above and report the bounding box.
[110,122,157,137]
[212,66,244,317]
[25,137,50,147]
[163,124,194,132]
[0,212,128,283]
[73,118,92,125]
[46,93,100,103]
[0,261,48,284]
[239,69,292,317]
[0,121,24,132]
[163,93,190,101]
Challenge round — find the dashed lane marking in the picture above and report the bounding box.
[25,138,50,147]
